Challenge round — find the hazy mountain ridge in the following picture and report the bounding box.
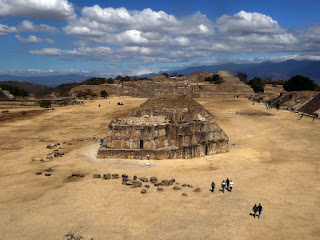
[0,74,92,87]
[142,60,320,84]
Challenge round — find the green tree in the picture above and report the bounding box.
[249,77,265,93]
[283,75,318,91]
[161,73,169,78]
[0,84,29,97]
[237,72,248,84]
[106,78,114,84]
[39,100,51,108]
[100,90,108,98]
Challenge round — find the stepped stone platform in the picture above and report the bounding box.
[97,95,229,160]
[192,71,254,98]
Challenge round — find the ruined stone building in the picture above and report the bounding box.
[98,95,229,160]
[191,71,254,98]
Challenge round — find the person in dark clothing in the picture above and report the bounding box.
[252,204,258,218]
[226,178,230,190]
[211,181,215,192]
[258,203,263,219]
[221,180,226,193]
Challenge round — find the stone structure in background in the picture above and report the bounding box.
[98,94,229,160]
[69,71,254,99]
[192,71,254,98]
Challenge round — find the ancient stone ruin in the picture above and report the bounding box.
[98,95,229,159]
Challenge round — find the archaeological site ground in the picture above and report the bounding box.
[0,72,320,240]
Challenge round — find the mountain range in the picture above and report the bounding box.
[0,60,319,87]
[142,60,320,84]
[0,74,92,87]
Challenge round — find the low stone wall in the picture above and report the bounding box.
[69,84,118,96]
[97,140,228,160]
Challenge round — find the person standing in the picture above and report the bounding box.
[252,204,258,218]
[211,181,215,192]
[258,203,263,219]
[226,178,230,190]
[229,180,233,192]
[221,180,226,193]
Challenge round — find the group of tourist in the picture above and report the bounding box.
[210,178,233,193]
[252,203,263,219]
[211,179,263,219]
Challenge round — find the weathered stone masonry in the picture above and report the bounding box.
[98,95,229,159]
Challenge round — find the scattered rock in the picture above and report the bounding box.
[194,188,201,192]
[173,186,181,190]
[72,173,80,177]
[103,174,111,180]
[45,168,53,172]
[93,173,101,178]
[47,144,51,149]
[139,177,148,182]
[35,171,42,175]
[122,174,128,179]
[133,175,137,180]
[161,180,170,186]
[125,180,133,185]
[131,180,142,188]
[57,143,60,145]
[182,184,189,187]
[182,193,188,197]
[154,182,161,186]
[112,174,119,179]
[141,189,147,194]
[145,185,150,188]
[188,184,193,188]
[63,141,66,144]
[45,173,51,176]
[150,177,157,183]
[157,187,163,191]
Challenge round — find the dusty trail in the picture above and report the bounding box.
[0,97,319,240]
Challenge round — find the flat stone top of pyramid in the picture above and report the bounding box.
[217,71,245,85]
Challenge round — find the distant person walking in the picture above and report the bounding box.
[221,180,226,193]
[229,180,233,192]
[252,204,258,218]
[226,178,230,190]
[258,203,263,219]
[211,181,215,192]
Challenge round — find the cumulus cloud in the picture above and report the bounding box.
[217,11,283,34]
[0,0,75,20]
[15,34,54,44]
[0,23,17,35]
[17,20,58,33]
[63,6,214,47]
[27,8,320,64]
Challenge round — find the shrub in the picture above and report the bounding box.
[283,75,318,91]
[39,100,51,108]
[101,90,108,98]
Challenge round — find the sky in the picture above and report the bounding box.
[0,0,320,76]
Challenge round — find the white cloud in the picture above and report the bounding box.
[0,0,75,20]
[217,11,283,34]
[0,23,17,35]
[15,34,54,44]
[63,6,214,44]
[26,8,320,65]
[17,20,58,33]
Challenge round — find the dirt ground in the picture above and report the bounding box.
[0,97,319,240]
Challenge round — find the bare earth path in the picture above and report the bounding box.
[0,97,319,240]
